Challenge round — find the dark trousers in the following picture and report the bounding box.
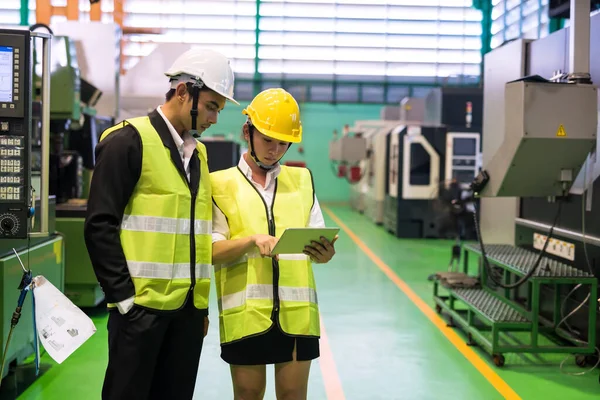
[102,301,206,400]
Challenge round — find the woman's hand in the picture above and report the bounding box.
[253,234,279,258]
[303,235,338,264]
[213,234,279,265]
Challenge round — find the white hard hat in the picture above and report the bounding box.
[165,48,239,105]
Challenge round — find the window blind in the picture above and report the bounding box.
[258,0,482,81]
[0,0,484,103]
[490,0,550,49]
[0,0,29,27]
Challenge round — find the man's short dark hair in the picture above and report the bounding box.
[165,81,210,102]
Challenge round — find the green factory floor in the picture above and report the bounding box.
[2,205,600,399]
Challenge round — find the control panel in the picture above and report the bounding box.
[445,132,481,188]
[0,29,31,239]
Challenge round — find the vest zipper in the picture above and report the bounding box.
[235,167,280,325]
[189,161,199,297]
[190,188,197,293]
[270,184,280,319]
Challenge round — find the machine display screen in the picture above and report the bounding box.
[0,46,13,103]
[453,138,476,156]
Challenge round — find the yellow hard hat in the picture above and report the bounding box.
[242,88,302,143]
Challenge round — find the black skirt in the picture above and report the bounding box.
[220,322,320,365]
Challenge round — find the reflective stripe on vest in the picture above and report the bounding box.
[121,214,212,235]
[211,165,320,344]
[219,284,318,312]
[214,251,307,271]
[127,261,212,279]
[100,116,212,311]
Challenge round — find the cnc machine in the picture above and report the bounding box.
[0,28,65,383]
[433,1,600,370]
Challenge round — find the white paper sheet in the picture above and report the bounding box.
[32,276,97,364]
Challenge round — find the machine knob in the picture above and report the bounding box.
[1,217,15,232]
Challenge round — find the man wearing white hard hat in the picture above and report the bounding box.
[84,48,239,400]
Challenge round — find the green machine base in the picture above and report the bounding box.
[56,204,105,308]
[1,235,65,380]
[432,243,597,367]
[63,282,105,308]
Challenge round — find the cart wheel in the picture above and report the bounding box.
[493,354,505,367]
[576,355,587,367]
[435,304,442,314]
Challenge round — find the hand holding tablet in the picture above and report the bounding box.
[270,228,340,257]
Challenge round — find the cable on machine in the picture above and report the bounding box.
[472,195,564,290]
[469,167,567,291]
[553,160,600,376]
[1,193,37,387]
[0,248,39,389]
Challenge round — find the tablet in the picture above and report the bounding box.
[270,227,340,255]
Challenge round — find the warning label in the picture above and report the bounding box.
[556,124,567,137]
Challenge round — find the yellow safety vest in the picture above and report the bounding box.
[100,117,212,311]
[211,165,320,344]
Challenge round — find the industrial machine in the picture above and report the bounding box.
[41,22,119,308]
[400,97,426,122]
[381,87,483,238]
[0,28,65,385]
[383,123,448,238]
[444,132,481,187]
[425,87,483,131]
[338,120,399,223]
[433,1,600,370]
[329,125,368,209]
[425,86,484,188]
[201,138,241,172]
[331,91,483,237]
[379,97,426,121]
[362,122,398,225]
[332,97,427,222]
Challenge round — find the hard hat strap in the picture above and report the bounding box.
[189,79,204,139]
[247,123,292,171]
[248,127,275,170]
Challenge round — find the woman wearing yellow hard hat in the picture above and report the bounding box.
[210,88,338,399]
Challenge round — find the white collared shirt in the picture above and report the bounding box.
[212,153,326,243]
[156,105,197,181]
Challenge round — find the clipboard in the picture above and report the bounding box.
[270,227,340,255]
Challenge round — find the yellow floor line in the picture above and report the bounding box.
[323,206,521,400]
[318,315,346,400]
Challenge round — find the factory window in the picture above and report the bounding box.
[490,0,551,49]
[120,0,483,103]
[120,0,258,78]
[256,0,482,103]
[0,0,25,26]
[0,0,483,104]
